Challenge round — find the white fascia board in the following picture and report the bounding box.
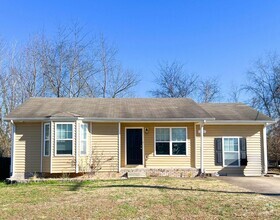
[4,117,275,125]
[4,117,84,122]
[81,117,215,122]
[204,120,276,125]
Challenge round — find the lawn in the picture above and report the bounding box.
[0,177,279,219]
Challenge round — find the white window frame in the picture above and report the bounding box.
[222,137,241,167]
[55,122,75,156]
[43,123,50,157]
[80,123,88,156]
[154,127,188,156]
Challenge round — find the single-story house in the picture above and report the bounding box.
[5,98,274,179]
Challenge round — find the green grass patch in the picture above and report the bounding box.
[0,178,279,219]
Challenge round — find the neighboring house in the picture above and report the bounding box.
[5,98,274,179]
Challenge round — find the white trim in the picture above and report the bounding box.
[76,121,79,173]
[54,122,75,156]
[43,123,51,157]
[50,121,53,173]
[194,123,197,168]
[118,122,121,172]
[10,121,15,177]
[125,127,144,166]
[204,120,275,125]
[222,137,241,167]
[4,117,215,122]
[5,117,276,125]
[5,117,81,121]
[79,122,88,156]
[154,127,188,156]
[90,122,93,166]
[40,122,43,173]
[200,123,204,172]
[263,125,268,174]
[80,118,215,122]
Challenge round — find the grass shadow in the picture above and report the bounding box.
[60,182,280,197]
[68,181,85,191]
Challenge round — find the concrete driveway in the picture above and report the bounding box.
[217,176,280,198]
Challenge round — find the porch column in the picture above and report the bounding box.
[11,120,15,177]
[118,122,121,172]
[75,120,79,173]
[40,122,43,173]
[50,121,53,173]
[263,124,268,174]
[200,122,204,173]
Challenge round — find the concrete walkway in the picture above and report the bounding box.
[217,176,280,198]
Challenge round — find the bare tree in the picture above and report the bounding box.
[150,61,198,98]
[0,41,24,157]
[197,76,221,103]
[18,35,48,98]
[95,35,139,98]
[268,121,280,167]
[228,82,242,103]
[0,23,140,156]
[244,53,280,167]
[40,24,99,98]
[244,53,280,119]
[0,38,10,157]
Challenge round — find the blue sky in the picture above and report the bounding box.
[1,0,280,100]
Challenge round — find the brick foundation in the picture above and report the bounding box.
[120,168,199,178]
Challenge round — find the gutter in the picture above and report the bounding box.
[4,117,215,122]
[203,120,276,125]
[4,117,84,122]
[5,117,275,125]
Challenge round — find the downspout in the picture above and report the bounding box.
[40,122,43,173]
[10,120,15,178]
[194,123,197,168]
[200,121,205,174]
[263,124,268,175]
[50,121,53,174]
[76,120,79,173]
[118,122,121,172]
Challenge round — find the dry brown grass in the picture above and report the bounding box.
[0,177,279,219]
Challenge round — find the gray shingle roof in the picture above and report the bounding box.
[199,103,272,121]
[5,97,213,121]
[5,98,273,122]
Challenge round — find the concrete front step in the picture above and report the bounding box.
[127,171,147,178]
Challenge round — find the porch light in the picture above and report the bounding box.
[145,128,149,134]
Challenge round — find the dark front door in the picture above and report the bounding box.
[126,129,143,165]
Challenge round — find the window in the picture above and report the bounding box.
[80,123,88,156]
[155,128,170,155]
[215,137,247,167]
[155,128,187,156]
[223,138,239,166]
[56,123,73,155]
[44,123,50,156]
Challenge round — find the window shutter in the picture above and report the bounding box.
[240,138,247,166]
[215,138,223,166]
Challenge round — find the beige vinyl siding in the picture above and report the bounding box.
[92,123,119,172]
[14,122,41,173]
[195,125,263,176]
[51,122,76,173]
[121,123,194,168]
[42,157,50,173]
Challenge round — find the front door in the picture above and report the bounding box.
[126,129,143,165]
